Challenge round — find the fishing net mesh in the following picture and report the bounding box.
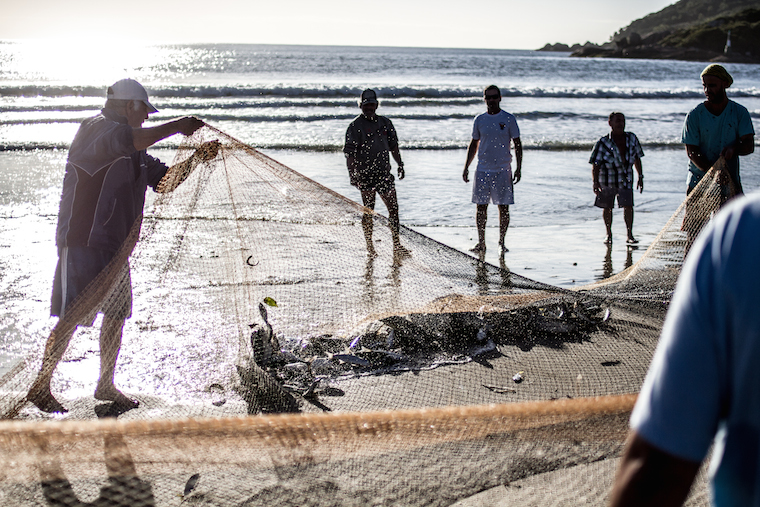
[0,126,732,505]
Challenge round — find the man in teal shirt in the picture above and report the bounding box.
[681,64,754,195]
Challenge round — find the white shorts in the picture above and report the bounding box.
[471,169,514,205]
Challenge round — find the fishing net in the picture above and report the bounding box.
[0,126,734,506]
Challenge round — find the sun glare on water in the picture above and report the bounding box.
[1,39,175,86]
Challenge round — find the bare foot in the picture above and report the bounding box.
[95,387,139,409]
[27,388,68,413]
[498,242,509,253]
[469,243,486,254]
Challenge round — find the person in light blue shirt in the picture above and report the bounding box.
[681,64,754,195]
[610,192,760,506]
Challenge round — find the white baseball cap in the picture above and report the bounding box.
[107,78,158,113]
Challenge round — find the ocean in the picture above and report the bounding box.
[1,41,759,375]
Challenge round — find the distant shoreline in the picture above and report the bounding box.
[538,42,760,64]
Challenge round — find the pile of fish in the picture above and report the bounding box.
[235,296,611,414]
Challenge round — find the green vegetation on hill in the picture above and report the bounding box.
[540,0,760,62]
[615,0,758,39]
[659,7,760,55]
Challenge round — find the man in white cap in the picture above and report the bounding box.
[344,89,409,257]
[682,64,754,196]
[680,64,754,254]
[27,78,213,413]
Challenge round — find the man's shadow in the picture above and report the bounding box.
[38,402,155,506]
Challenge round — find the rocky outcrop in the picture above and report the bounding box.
[543,7,760,63]
[538,41,615,54]
[537,42,583,52]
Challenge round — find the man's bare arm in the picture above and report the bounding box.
[737,133,755,155]
[391,148,405,179]
[513,137,522,184]
[133,117,205,151]
[609,432,700,507]
[635,157,643,193]
[592,164,602,194]
[722,133,755,160]
[463,138,479,182]
[345,154,359,187]
[685,144,712,173]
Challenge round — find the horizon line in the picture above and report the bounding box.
[0,38,590,53]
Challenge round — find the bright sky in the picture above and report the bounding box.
[2,0,676,50]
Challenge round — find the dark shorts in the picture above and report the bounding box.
[51,246,132,324]
[357,172,395,195]
[594,186,634,209]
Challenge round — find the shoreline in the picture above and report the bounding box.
[538,46,760,64]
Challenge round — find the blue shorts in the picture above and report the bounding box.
[594,186,634,209]
[471,170,514,205]
[51,246,132,324]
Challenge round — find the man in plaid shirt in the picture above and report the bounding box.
[590,112,644,245]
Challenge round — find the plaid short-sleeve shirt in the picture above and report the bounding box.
[589,132,644,189]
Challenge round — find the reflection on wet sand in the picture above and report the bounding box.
[602,244,613,280]
[363,252,376,302]
[362,238,406,305]
[474,251,512,295]
[599,244,635,281]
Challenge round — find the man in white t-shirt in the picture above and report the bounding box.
[463,85,522,254]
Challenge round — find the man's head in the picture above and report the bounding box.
[700,64,732,105]
[484,85,501,114]
[608,112,625,134]
[105,79,158,128]
[359,89,379,119]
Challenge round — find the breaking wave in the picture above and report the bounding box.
[4,84,760,100]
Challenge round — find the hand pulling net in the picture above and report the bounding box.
[0,126,733,506]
